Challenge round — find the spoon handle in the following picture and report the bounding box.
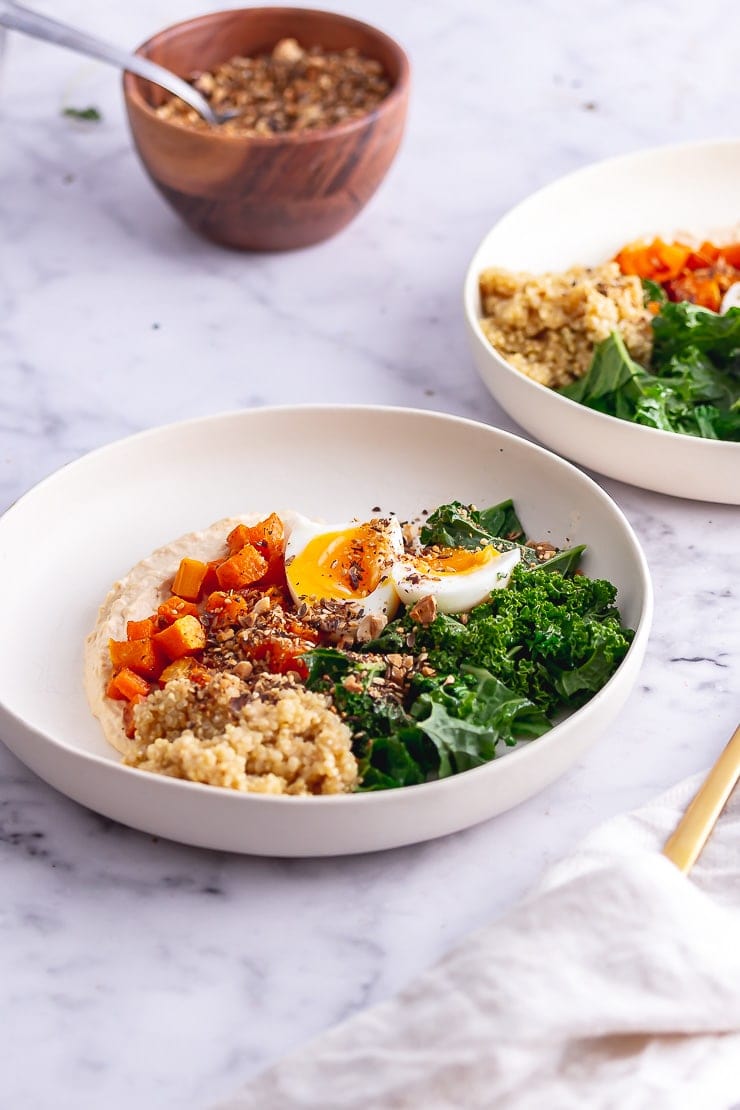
[0,0,219,124]
[663,722,740,873]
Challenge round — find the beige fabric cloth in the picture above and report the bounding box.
[216,773,740,1110]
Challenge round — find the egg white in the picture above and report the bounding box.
[284,514,404,618]
[391,545,521,614]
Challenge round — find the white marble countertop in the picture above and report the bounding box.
[1,1,738,1106]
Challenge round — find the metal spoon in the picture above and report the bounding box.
[0,0,236,125]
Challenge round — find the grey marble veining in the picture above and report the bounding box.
[1,1,739,1107]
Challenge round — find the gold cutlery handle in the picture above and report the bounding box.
[663,722,740,874]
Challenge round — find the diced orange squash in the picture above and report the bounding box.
[215,544,268,590]
[666,273,722,312]
[226,523,252,555]
[242,636,310,679]
[109,637,160,678]
[248,512,285,561]
[171,557,209,602]
[719,242,740,268]
[204,590,250,625]
[204,589,230,613]
[227,514,285,562]
[123,697,144,738]
[127,617,157,641]
[158,596,200,625]
[201,560,223,595]
[106,667,152,702]
[153,614,206,660]
[159,657,211,685]
[686,241,721,270]
[616,238,690,282]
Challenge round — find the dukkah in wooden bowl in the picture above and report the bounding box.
[123,7,410,250]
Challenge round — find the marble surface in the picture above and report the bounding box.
[0,1,738,1107]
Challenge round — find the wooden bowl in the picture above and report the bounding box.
[123,7,410,250]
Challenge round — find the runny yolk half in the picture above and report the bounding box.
[409,544,500,577]
[287,523,393,601]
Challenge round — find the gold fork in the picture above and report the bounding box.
[663,722,740,874]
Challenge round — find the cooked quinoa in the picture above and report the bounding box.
[127,672,358,795]
[479,262,653,388]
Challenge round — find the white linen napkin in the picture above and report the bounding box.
[216,773,740,1110]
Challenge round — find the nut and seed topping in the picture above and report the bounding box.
[156,38,391,135]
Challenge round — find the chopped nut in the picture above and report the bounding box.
[527,540,559,561]
[355,612,387,643]
[271,37,304,64]
[409,594,437,626]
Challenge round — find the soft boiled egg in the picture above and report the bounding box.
[391,544,521,614]
[285,515,405,618]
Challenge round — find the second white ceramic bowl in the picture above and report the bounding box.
[464,139,740,504]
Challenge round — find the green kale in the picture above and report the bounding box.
[421,499,525,547]
[652,301,740,367]
[539,545,587,576]
[411,667,549,776]
[419,499,585,574]
[642,278,668,308]
[370,565,631,719]
[302,537,631,792]
[559,306,740,441]
[303,646,438,789]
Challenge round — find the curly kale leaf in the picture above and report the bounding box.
[304,564,632,790]
[372,565,632,719]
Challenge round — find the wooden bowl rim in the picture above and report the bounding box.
[123,5,411,145]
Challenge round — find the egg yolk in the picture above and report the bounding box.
[287,523,395,601]
[409,544,499,577]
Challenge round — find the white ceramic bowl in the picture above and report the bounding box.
[464,139,740,504]
[0,406,652,856]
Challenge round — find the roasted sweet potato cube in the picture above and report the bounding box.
[720,242,740,268]
[204,590,250,625]
[127,617,157,641]
[227,514,284,561]
[159,657,210,686]
[226,524,251,555]
[106,667,152,702]
[153,614,206,660]
[171,557,209,602]
[250,513,284,560]
[108,637,160,678]
[201,560,223,596]
[158,596,200,625]
[215,544,268,590]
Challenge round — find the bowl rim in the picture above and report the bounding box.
[463,137,740,456]
[0,402,653,810]
[123,5,411,145]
